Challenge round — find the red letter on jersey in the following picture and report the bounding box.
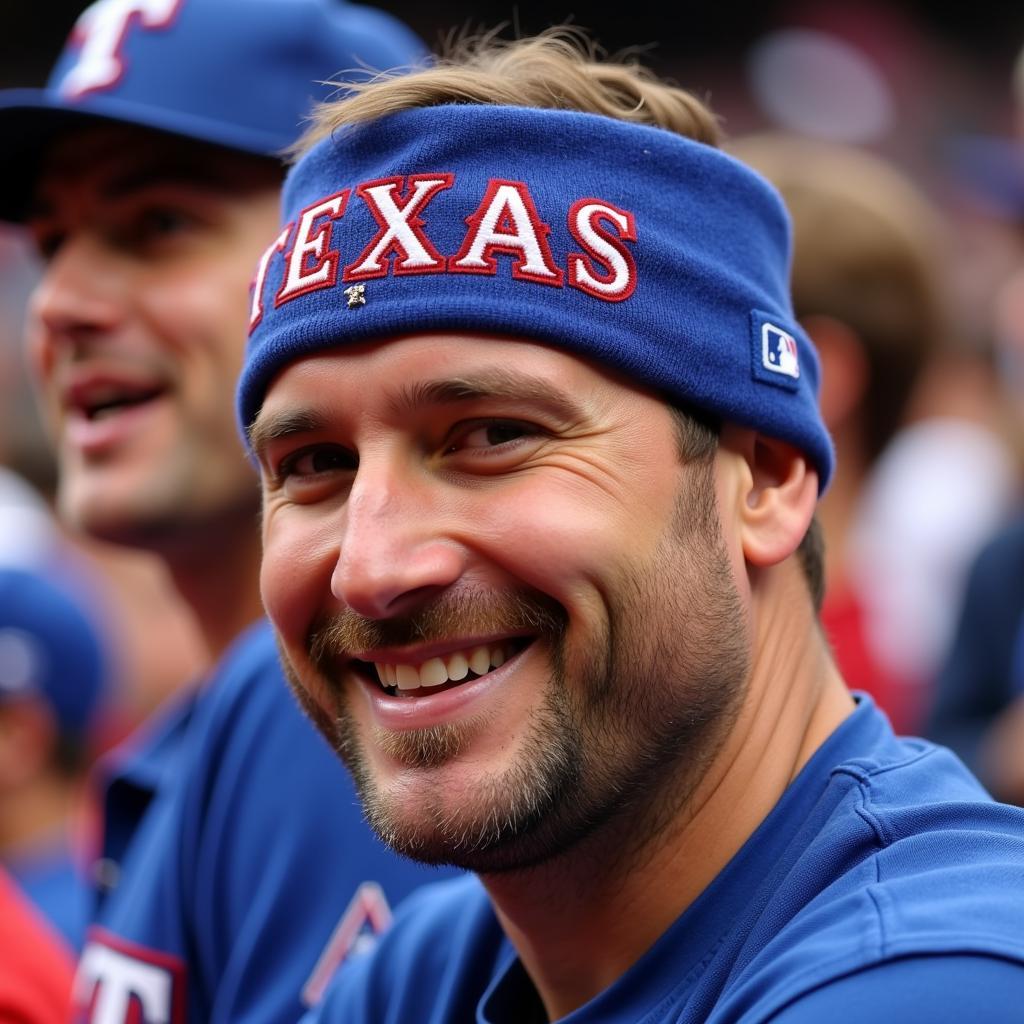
[566,198,637,302]
[450,180,563,286]
[60,0,183,98]
[343,174,453,281]
[276,191,350,306]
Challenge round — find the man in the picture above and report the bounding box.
[0,2,453,1021]
[238,33,1024,1022]
[0,564,109,950]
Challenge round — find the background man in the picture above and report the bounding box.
[0,1,453,1020]
[238,32,1024,1022]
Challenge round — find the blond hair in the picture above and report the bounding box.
[295,29,720,157]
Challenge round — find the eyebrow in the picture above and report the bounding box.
[248,367,586,461]
[247,407,330,462]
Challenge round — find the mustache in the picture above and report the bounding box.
[308,588,567,671]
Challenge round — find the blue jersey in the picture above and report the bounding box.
[309,697,1024,1023]
[72,620,455,1023]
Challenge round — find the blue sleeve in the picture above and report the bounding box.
[763,955,1024,1023]
[178,626,453,1023]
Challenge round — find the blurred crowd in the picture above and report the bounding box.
[2,0,1024,1011]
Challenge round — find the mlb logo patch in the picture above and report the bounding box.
[750,311,802,392]
[762,323,800,379]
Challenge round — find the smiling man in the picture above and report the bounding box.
[240,32,1024,1024]
[0,2,456,1022]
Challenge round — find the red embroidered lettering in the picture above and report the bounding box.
[249,224,292,332]
[450,179,563,286]
[60,0,183,98]
[344,174,453,280]
[301,883,393,1008]
[567,199,637,302]
[276,191,349,306]
[73,927,186,1024]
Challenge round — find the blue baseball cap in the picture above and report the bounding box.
[0,566,109,739]
[0,0,426,221]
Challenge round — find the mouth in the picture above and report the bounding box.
[354,637,533,697]
[65,377,168,422]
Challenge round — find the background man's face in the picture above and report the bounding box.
[257,334,750,871]
[25,125,280,548]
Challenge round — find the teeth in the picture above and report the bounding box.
[395,665,420,690]
[373,642,516,694]
[419,658,448,688]
[447,652,469,681]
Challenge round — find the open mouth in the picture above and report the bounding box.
[68,380,168,422]
[354,637,533,697]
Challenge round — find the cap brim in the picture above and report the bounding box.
[0,89,286,223]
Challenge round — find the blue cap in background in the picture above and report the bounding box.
[0,0,426,221]
[0,566,109,739]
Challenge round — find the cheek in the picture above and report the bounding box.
[24,317,57,402]
[260,508,337,653]
[465,479,652,607]
[146,266,251,367]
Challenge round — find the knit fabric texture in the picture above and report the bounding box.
[238,104,834,488]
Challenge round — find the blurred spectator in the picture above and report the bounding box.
[729,132,997,732]
[0,564,110,950]
[927,263,1024,798]
[0,865,74,1019]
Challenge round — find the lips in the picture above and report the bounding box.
[353,637,532,697]
[64,373,168,422]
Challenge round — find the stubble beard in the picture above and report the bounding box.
[283,460,750,874]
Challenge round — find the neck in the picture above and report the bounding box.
[164,517,265,660]
[483,569,854,1021]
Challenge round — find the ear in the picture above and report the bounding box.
[718,425,819,568]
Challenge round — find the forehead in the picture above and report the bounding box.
[29,124,281,213]
[254,332,658,438]
[270,333,623,392]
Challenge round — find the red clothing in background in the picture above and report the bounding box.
[0,867,73,1022]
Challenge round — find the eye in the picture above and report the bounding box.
[278,444,357,481]
[445,420,538,454]
[26,221,65,262]
[119,205,199,250]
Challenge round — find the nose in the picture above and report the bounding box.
[331,460,466,620]
[27,234,126,366]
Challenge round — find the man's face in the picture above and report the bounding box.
[25,125,281,548]
[256,334,750,872]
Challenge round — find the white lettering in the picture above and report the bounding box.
[567,199,637,301]
[250,225,292,330]
[277,192,349,303]
[451,180,563,284]
[346,175,451,278]
[74,942,176,1024]
[60,0,181,99]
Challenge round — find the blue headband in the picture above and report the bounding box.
[238,104,833,489]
